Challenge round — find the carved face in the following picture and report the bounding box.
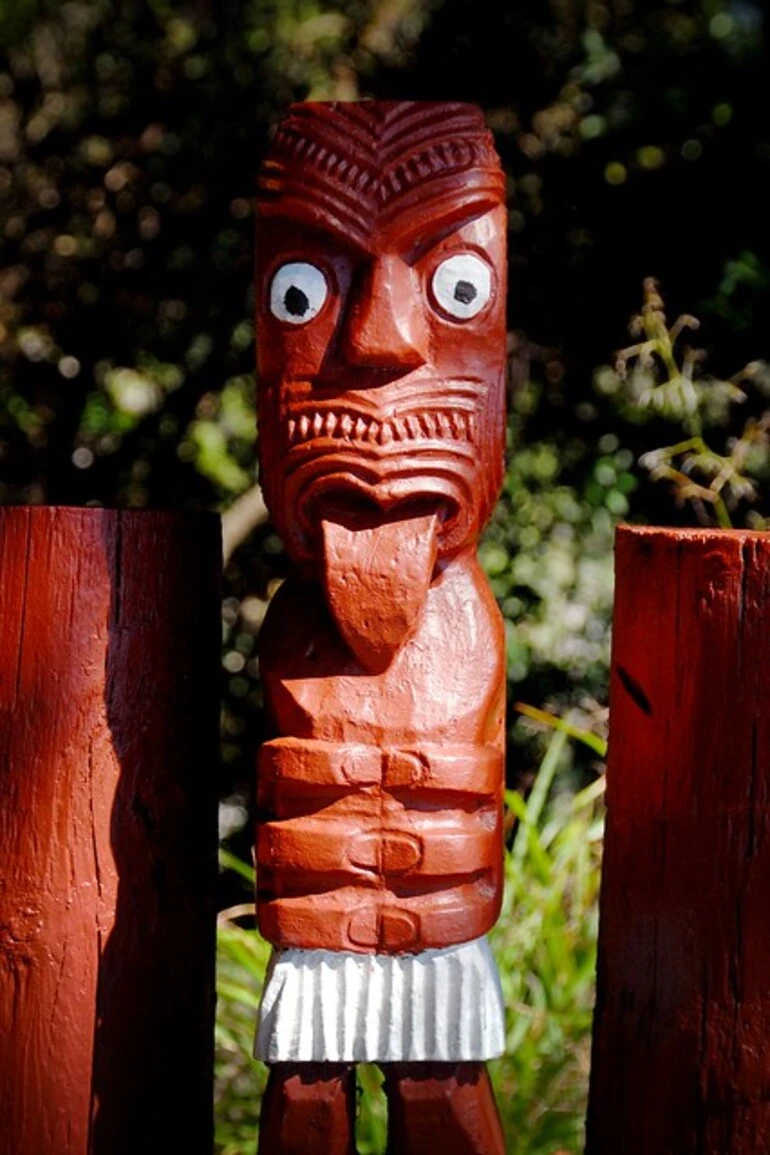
[256,101,507,568]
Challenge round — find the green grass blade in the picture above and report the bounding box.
[511,728,568,865]
[219,847,256,885]
[515,702,608,758]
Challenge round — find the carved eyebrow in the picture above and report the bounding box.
[257,205,370,257]
[258,196,500,264]
[397,199,501,262]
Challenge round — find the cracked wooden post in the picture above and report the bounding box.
[587,526,770,1155]
[0,507,220,1155]
[253,101,508,1154]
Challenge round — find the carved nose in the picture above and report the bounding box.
[343,255,428,372]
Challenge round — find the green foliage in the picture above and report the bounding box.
[2,0,769,798]
[215,921,270,1155]
[215,730,604,1154]
[2,5,769,1143]
[597,278,770,528]
[480,386,628,701]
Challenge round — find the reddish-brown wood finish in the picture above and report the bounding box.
[0,507,220,1155]
[254,100,508,1151]
[383,1063,506,1155]
[257,1064,356,1155]
[587,526,770,1155]
[255,100,507,958]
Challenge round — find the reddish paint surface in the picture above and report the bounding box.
[587,526,770,1154]
[256,102,507,570]
[253,100,508,1150]
[257,1062,506,1155]
[384,1063,505,1155]
[258,1064,357,1155]
[0,507,220,1155]
[255,100,507,957]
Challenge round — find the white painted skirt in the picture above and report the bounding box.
[254,936,506,1064]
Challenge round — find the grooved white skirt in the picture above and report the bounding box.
[254,936,506,1064]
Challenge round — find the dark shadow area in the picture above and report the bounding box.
[90,510,221,1154]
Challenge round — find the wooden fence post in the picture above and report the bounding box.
[587,525,770,1155]
[0,507,220,1155]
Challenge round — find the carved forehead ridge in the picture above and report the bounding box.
[257,101,505,248]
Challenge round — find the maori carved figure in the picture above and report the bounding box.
[254,101,508,1155]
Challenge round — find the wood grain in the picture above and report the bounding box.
[587,526,770,1155]
[0,507,220,1155]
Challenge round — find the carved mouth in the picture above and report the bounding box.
[286,408,476,448]
[285,460,472,564]
[267,382,494,562]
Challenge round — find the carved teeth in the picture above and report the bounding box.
[287,409,474,445]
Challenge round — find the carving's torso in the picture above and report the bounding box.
[256,554,505,953]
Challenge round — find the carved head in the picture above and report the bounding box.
[255,101,507,669]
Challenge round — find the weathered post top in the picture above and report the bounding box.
[253,100,508,1155]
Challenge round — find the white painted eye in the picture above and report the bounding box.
[269,262,328,324]
[431,253,492,320]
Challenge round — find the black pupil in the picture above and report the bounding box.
[454,279,477,305]
[284,285,310,316]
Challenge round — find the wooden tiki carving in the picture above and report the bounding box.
[254,101,508,1155]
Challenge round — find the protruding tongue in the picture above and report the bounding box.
[320,506,439,673]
